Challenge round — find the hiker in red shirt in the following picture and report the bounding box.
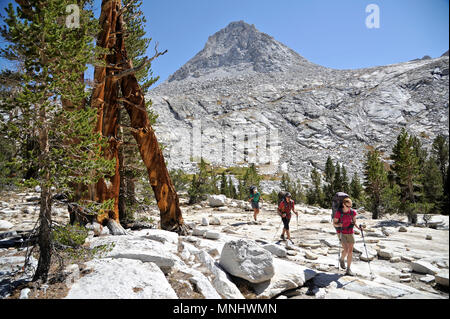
[278,193,298,242]
[333,197,363,276]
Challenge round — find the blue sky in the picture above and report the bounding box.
[1,0,449,87]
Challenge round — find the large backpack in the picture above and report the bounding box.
[331,192,349,221]
[278,191,288,205]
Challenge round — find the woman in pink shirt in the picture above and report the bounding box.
[333,197,363,276]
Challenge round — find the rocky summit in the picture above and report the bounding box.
[148,20,449,187]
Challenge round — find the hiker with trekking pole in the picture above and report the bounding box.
[332,197,365,276]
[277,192,298,243]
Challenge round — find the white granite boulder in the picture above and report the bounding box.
[201,217,209,226]
[435,270,449,287]
[90,235,184,273]
[178,266,222,299]
[205,230,221,240]
[207,194,227,207]
[0,220,14,231]
[65,258,177,299]
[377,249,394,260]
[411,260,440,275]
[209,216,221,225]
[198,250,244,299]
[354,244,377,261]
[219,239,274,283]
[192,228,207,236]
[252,258,316,298]
[263,244,287,258]
[143,229,179,245]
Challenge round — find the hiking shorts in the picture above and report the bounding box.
[340,233,355,244]
[282,217,291,230]
[251,201,260,209]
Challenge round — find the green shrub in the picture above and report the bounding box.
[52,224,88,248]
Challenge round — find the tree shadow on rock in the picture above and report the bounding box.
[373,220,410,228]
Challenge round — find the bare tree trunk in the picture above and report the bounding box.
[91,0,123,225]
[33,106,52,283]
[118,138,127,221]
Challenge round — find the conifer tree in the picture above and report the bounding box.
[364,149,388,219]
[220,171,228,196]
[421,157,443,213]
[431,134,449,187]
[280,173,304,204]
[341,165,350,195]
[306,167,323,206]
[188,158,210,204]
[323,156,335,202]
[350,171,364,205]
[390,129,422,222]
[228,176,237,199]
[333,164,343,194]
[443,165,449,215]
[0,0,114,282]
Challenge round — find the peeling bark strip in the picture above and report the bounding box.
[91,0,186,233]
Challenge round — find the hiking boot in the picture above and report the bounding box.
[346,268,355,276]
[339,259,346,270]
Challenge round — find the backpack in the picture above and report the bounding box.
[278,191,288,205]
[331,192,349,221]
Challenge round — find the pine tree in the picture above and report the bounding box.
[292,178,306,204]
[244,164,261,191]
[443,165,449,215]
[431,134,449,188]
[220,171,228,196]
[281,173,290,192]
[333,164,343,194]
[350,171,364,205]
[341,165,350,195]
[188,158,210,204]
[228,176,237,199]
[364,149,388,219]
[422,157,444,213]
[390,129,422,222]
[323,156,335,202]
[0,70,27,187]
[280,173,304,204]
[0,0,115,282]
[325,156,335,184]
[237,177,246,200]
[307,167,323,206]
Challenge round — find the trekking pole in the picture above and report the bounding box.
[360,225,375,279]
[337,231,342,270]
[273,220,283,241]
